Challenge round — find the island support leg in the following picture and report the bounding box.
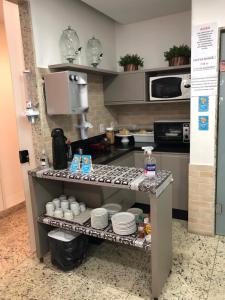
[150,182,172,299]
[28,175,63,259]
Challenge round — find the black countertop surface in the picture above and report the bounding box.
[93,142,189,165]
[71,134,189,165]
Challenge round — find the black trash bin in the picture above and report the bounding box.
[48,229,88,271]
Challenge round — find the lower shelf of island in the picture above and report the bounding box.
[38,215,151,251]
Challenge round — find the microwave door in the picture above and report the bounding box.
[155,124,183,143]
[151,77,182,100]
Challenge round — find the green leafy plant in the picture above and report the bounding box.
[119,54,144,67]
[164,45,191,61]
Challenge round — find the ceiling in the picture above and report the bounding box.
[81,0,191,24]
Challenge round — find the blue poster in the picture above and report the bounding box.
[199,116,209,131]
[198,96,209,112]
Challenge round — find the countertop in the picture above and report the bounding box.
[93,142,189,165]
[92,142,153,164]
[29,164,172,195]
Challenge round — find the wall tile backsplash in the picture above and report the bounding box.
[36,69,117,162]
[111,102,190,128]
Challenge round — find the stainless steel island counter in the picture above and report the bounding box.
[28,164,173,300]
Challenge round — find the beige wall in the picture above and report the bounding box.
[112,102,190,127]
[0,21,25,210]
[29,0,117,69]
[187,0,225,236]
[116,11,191,70]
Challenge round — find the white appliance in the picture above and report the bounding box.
[149,73,191,101]
[45,71,88,115]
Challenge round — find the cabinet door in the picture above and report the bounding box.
[108,152,134,167]
[103,72,146,104]
[160,153,189,210]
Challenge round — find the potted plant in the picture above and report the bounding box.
[164,45,191,66]
[119,54,144,71]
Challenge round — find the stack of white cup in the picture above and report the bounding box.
[45,202,55,216]
[45,194,87,220]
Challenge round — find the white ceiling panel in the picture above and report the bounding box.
[81,0,191,24]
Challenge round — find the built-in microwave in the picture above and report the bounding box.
[154,120,190,145]
[149,73,191,101]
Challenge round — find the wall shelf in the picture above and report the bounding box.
[104,99,190,106]
[48,63,118,76]
[48,63,190,76]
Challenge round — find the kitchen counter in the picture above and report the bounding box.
[92,143,189,165]
[28,163,173,299]
[71,134,189,166]
[29,164,172,195]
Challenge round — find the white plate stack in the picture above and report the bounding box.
[101,203,122,219]
[91,208,108,229]
[111,212,137,236]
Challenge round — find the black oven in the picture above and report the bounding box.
[154,120,190,146]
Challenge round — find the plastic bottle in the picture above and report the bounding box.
[106,127,115,144]
[40,150,49,168]
[142,146,156,178]
[144,217,152,235]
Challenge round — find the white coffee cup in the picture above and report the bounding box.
[70,201,79,210]
[54,208,63,218]
[64,209,73,221]
[73,208,80,216]
[68,196,76,205]
[52,198,60,209]
[46,202,54,216]
[79,202,86,213]
[61,199,69,211]
[59,195,67,201]
[46,210,54,217]
[70,202,80,216]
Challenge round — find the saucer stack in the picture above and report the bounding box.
[101,203,122,219]
[111,212,136,235]
[91,208,108,229]
[127,207,143,221]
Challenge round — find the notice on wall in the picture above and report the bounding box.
[192,76,218,96]
[198,96,209,112]
[199,116,209,131]
[192,23,218,77]
[191,23,218,97]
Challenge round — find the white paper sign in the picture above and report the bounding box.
[191,76,218,96]
[192,23,218,77]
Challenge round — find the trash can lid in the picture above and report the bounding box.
[48,229,80,242]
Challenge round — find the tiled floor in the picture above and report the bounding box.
[0,208,225,300]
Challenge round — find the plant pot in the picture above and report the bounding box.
[169,56,190,66]
[124,64,138,71]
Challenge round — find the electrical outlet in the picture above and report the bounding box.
[99,123,105,133]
